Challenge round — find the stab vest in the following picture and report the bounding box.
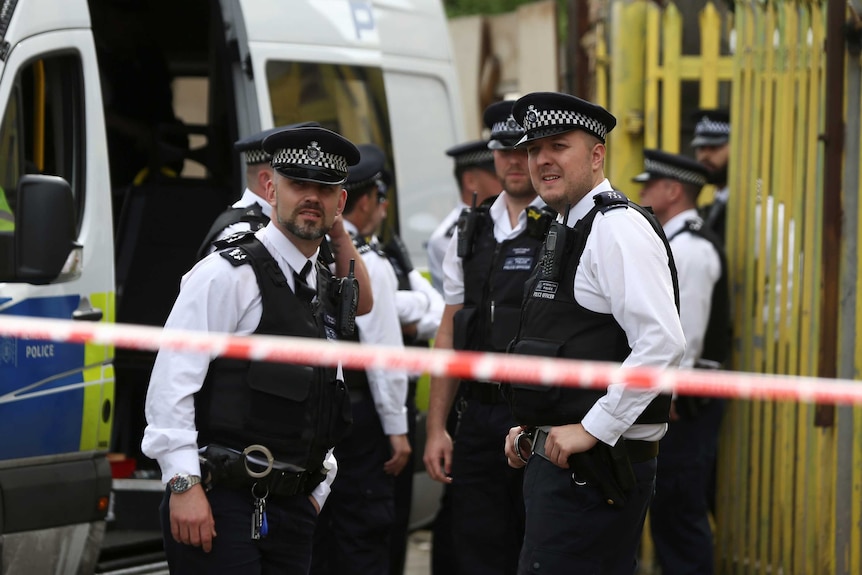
[196,203,270,260]
[195,233,352,470]
[453,204,555,354]
[668,219,731,367]
[508,191,678,426]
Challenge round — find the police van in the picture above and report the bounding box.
[0,0,462,572]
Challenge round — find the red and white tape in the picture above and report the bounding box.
[1,314,860,405]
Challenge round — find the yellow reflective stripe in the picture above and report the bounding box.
[79,292,115,452]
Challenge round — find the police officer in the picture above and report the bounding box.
[423,100,550,575]
[359,148,446,575]
[634,149,730,575]
[197,122,320,258]
[141,125,373,575]
[311,143,411,575]
[426,139,502,293]
[503,92,685,574]
[691,109,731,242]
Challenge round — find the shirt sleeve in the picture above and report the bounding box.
[310,449,338,509]
[672,234,722,368]
[578,209,686,445]
[407,269,445,341]
[141,255,261,483]
[355,253,409,435]
[441,230,465,305]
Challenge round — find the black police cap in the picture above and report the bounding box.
[345,143,386,193]
[234,121,321,165]
[445,139,495,170]
[262,126,360,185]
[512,92,617,145]
[483,100,524,150]
[690,108,730,148]
[632,149,709,187]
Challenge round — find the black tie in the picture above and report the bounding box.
[293,260,316,305]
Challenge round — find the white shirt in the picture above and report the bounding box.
[343,221,409,435]
[564,179,686,446]
[663,209,722,368]
[369,236,445,342]
[426,202,465,293]
[208,188,273,252]
[141,223,338,508]
[441,193,547,305]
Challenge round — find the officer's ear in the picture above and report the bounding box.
[591,140,605,171]
[336,187,347,215]
[266,174,278,207]
[257,166,273,192]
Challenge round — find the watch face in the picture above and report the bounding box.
[170,474,191,493]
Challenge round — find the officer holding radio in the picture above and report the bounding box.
[423,100,551,574]
[502,93,685,574]
[142,125,373,575]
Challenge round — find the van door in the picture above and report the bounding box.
[0,28,113,574]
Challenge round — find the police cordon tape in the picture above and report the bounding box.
[1,314,861,405]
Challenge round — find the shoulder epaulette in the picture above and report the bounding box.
[593,190,629,213]
[350,233,373,255]
[220,245,252,267]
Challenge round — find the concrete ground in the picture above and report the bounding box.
[404,529,432,575]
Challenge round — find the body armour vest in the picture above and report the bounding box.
[668,219,731,367]
[453,204,555,354]
[196,202,270,260]
[508,191,678,427]
[195,233,352,471]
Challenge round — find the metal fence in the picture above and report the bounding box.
[596,1,862,572]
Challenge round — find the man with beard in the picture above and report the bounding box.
[691,109,731,243]
[142,125,373,575]
[196,122,320,258]
[423,100,551,575]
[503,92,684,574]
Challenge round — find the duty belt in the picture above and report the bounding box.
[520,427,659,464]
[199,444,326,497]
[460,380,505,405]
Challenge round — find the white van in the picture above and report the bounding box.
[0,0,462,572]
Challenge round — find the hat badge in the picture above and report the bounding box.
[307,141,321,161]
[525,105,538,127]
[506,115,519,131]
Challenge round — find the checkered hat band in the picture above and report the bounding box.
[272,148,348,173]
[455,149,495,167]
[491,120,524,138]
[524,109,607,141]
[694,118,730,137]
[645,158,707,187]
[244,149,270,165]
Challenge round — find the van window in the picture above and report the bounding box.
[266,61,397,227]
[0,54,85,230]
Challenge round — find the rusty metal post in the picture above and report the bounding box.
[815,0,846,427]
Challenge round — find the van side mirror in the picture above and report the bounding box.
[0,175,78,285]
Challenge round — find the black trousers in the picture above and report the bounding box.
[311,393,395,575]
[650,399,725,575]
[449,400,525,575]
[519,454,657,575]
[160,485,318,575]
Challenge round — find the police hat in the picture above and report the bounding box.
[632,149,709,187]
[483,100,525,150]
[690,109,730,148]
[512,92,617,146]
[445,139,495,170]
[234,122,321,165]
[262,126,360,185]
[345,143,386,194]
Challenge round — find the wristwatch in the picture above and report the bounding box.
[168,473,202,494]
